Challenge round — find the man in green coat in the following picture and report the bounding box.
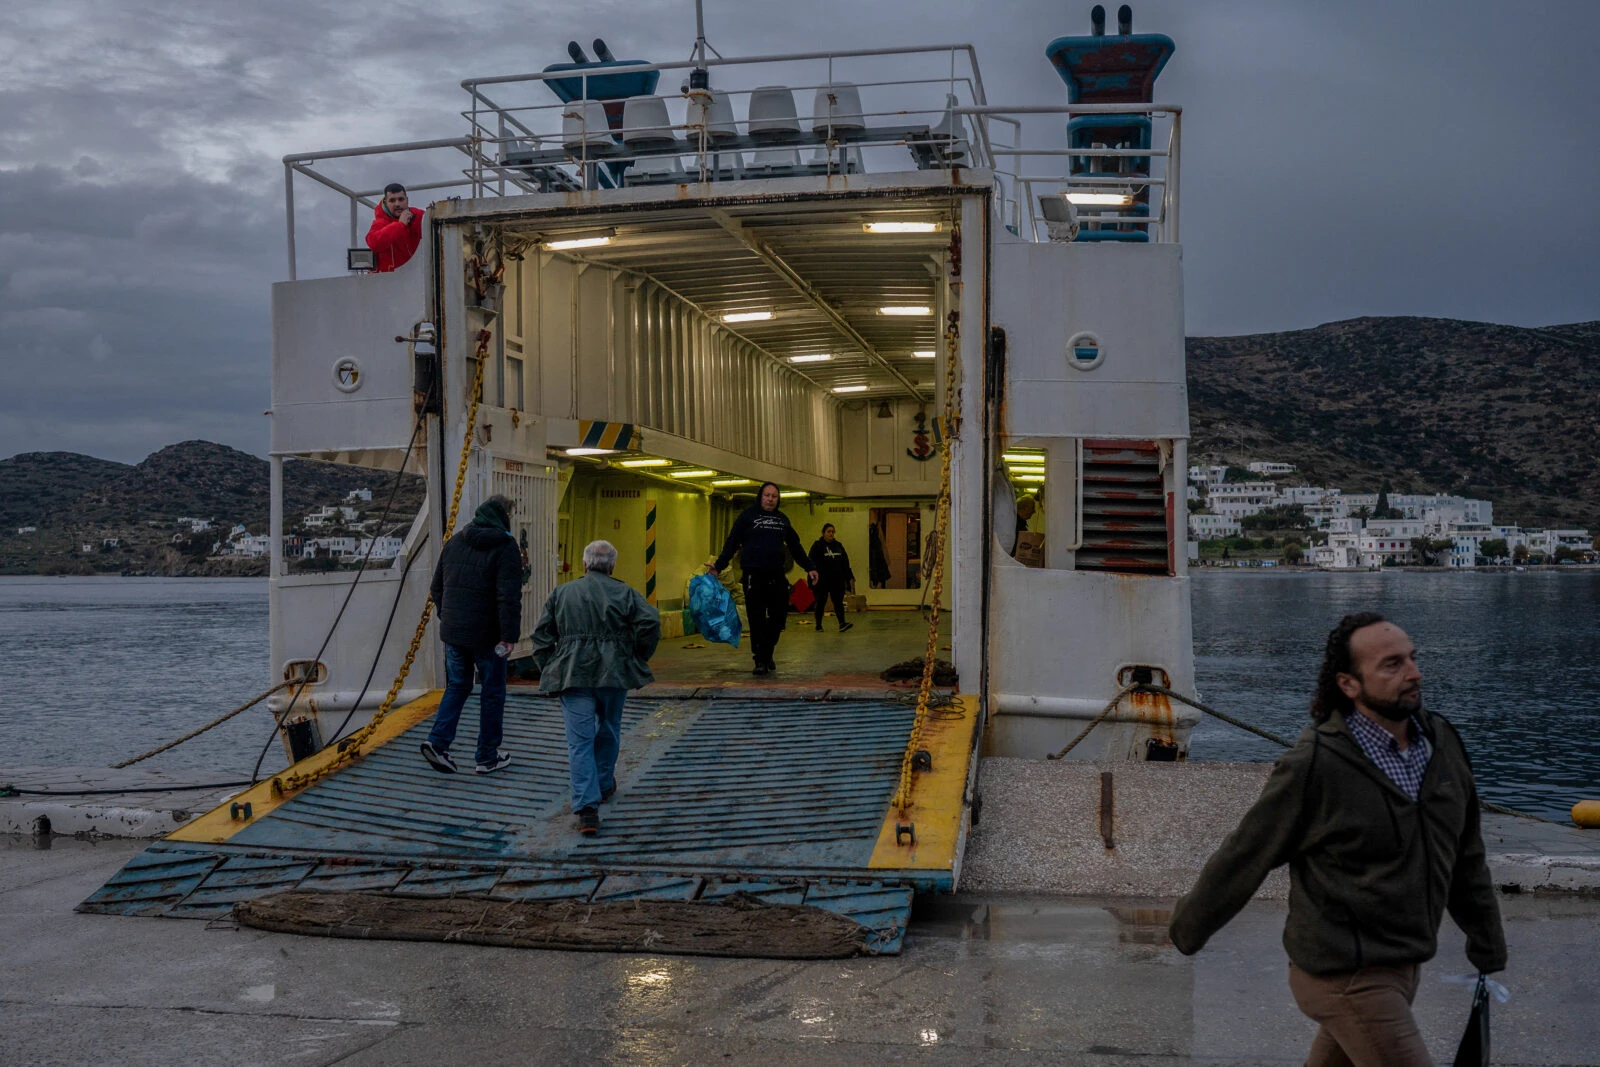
[530,539,660,836]
[1169,613,1505,1066]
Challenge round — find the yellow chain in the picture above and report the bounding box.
[891,235,963,816]
[277,335,490,795]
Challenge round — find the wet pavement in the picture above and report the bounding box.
[4,835,1595,1066]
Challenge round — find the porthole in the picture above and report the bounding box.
[333,357,363,393]
[1066,331,1104,371]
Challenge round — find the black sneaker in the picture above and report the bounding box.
[475,750,512,775]
[764,657,777,672]
[753,661,770,676]
[420,741,457,774]
[601,784,617,804]
[578,806,600,835]
[839,622,854,632]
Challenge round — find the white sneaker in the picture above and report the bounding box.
[475,750,512,774]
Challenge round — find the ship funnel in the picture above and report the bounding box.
[1090,5,1105,35]
[592,38,616,62]
[566,41,590,63]
[1117,4,1133,34]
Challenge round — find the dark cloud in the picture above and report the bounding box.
[1,0,1596,461]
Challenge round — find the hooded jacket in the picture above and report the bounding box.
[429,501,522,651]
[1169,707,1506,976]
[365,201,423,272]
[530,571,660,693]
[807,537,853,589]
[714,504,812,575]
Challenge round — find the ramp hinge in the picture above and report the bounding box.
[895,821,916,846]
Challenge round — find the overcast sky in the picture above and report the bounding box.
[2,0,1596,463]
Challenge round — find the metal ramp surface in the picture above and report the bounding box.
[80,691,980,955]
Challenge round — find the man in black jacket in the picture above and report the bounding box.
[1169,613,1505,1066]
[421,495,522,774]
[807,522,854,633]
[710,483,817,675]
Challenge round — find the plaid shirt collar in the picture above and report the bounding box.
[1345,709,1432,801]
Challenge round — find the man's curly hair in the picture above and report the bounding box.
[1309,612,1388,722]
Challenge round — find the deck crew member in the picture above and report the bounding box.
[1015,495,1037,533]
[710,482,818,675]
[807,523,855,633]
[365,183,423,272]
[530,540,660,836]
[1169,613,1505,1067]
[421,495,522,775]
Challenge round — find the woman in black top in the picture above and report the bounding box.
[806,523,855,632]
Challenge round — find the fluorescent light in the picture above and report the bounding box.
[546,229,616,250]
[711,478,755,487]
[879,305,932,316]
[864,221,940,234]
[565,447,617,456]
[669,469,717,478]
[1065,192,1134,207]
[1006,460,1046,468]
[913,350,936,359]
[832,385,869,394]
[1002,452,1046,462]
[788,353,833,363]
[722,310,773,323]
[1015,474,1047,483]
[780,490,808,498]
[619,458,671,468]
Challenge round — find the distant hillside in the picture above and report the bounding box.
[0,441,423,575]
[1188,317,1600,528]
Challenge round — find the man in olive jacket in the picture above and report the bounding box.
[1170,613,1505,1067]
[530,539,660,835]
[421,495,523,775]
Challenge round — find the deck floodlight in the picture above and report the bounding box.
[788,353,833,363]
[619,458,672,467]
[913,350,936,359]
[347,248,376,272]
[669,469,718,478]
[722,310,774,323]
[832,384,869,393]
[1065,192,1134,207]
[546,228,616,250]
[864,222,940,234]
[879,305,931,316]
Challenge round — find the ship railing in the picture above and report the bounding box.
[457,45,995,192]
[955,103,1183,244]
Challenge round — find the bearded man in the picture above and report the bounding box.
[1169,612,1505,1067]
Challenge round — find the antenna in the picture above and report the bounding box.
[689,0,711,88]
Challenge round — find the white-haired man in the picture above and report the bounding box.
[530,540,660,835]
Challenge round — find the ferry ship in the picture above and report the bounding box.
[80,4,1200,948]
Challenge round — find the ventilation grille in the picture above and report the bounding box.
[1077,443,1170,574]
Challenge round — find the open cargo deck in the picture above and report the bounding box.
[79,688,980,954]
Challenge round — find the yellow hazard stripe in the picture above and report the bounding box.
[867,694,980,871]
[166,691,444,844]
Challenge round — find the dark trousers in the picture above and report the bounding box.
[813,583,847,628]
[741,569,790,664]
[428,643,506,765]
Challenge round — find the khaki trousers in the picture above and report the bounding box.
[1288,963,1432,1067]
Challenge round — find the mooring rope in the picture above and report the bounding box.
[109,681,297,769]
[1048,681,1560,824]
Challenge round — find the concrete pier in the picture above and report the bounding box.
[3,835,1598,1065]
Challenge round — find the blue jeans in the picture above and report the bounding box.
[428,644,506,765]
[559,686,626,812]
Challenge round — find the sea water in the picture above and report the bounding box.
[2,571,1595,817]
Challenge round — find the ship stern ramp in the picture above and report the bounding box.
[79,689,980,956]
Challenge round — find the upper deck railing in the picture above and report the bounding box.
[279,44,1181,278]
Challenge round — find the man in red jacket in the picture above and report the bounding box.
[366,183,423,272]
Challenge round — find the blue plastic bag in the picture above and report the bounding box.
[688,572,742,649]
